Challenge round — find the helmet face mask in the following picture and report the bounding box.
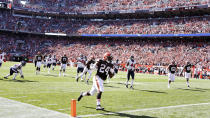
[107,56,113,61]
[21,61,26,66]
[130,56,134,60]
[103,52,112,61]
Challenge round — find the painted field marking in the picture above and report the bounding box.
[0,97,72,118]
[78,102,210,117]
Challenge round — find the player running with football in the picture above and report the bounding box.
[76,56,96,84]
[167,61,177,88]
[59,54,68,77]
[34,52,43,75]
[77,52,114,110]
[126,56,136,89]
[4,61,26,80]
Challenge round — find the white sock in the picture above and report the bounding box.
[131,79,134,86]
[13,73,18,80]
[126,81,128,85]
[97,99,100,106]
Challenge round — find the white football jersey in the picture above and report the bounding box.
[52,58,57,63]
[114,61,120,69]
[46,57,53,64]
[77,57,85,68]
[0,53,5,63]
[127,59,136,71]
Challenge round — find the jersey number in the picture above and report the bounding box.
[171,67,176,71]
[99,64,110,73]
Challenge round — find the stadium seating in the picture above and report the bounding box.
[13,0,209,13]
[0,10,209,35]
[0,33,208,70]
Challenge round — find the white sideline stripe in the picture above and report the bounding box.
[0,97,72,118]
[78,102,210,117]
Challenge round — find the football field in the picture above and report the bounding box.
[0,62,210,118]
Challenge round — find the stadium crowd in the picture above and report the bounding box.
[13,0,209,13]
[0,11,209,35]
[0,34,209,70]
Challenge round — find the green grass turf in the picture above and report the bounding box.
[0,62,210,118]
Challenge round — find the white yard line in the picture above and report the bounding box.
[78,102,210,118]
[0,97,72,118]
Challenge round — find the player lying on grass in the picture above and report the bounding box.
[77,52,115,110]
[4,61,26,80]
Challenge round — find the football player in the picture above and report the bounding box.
[76,56,95,84]
[43,54,48,71]
[126,56,136,89]
[52,55,57,71]
[59,54,68,77]
[34,52,43,75]
[167,61,177,88]
[114,59,120,74]
[77,52,114,110]
[181,61,199,88]
[46,55,53,74]
[4,61,26,80]
[0,52,5,68]
[76,55,86,81]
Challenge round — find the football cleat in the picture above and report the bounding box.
[4,77,8,79]
[126,84,128,88]
[77,92,83,101]
[130,86,134,90]
[187,85,190,88]
[76,77,79,82]
[96,105,104,110]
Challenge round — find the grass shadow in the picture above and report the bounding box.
[177,88,206,92]
[140,89,167,94]
[104,85,120,88]
[82,106,157,118]
[194,87,210,91]
[1,79,38,83]
[42,74,59,77]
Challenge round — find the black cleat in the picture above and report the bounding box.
[77,92,83,101]
[96,105,104,110]
[76,77,79,82]
[4,77,8,79]
[126,84,128,88]
[187,85,190,88]
[130,86,134,90]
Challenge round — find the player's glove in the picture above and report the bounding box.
[21,75,24,79]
